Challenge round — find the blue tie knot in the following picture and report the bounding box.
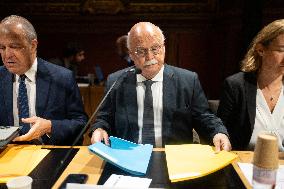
[19,74,26,82]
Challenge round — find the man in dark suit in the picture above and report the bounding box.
[0,15,88,145]
[91,22,231,151]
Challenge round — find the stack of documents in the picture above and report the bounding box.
[165,144,238,182]
[88,136,153,175]
[0,145,50,183]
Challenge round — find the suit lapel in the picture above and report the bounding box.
[2,70,14,125]
[125,73,139,142]
[245,73,257,130]
[162,65,177,145]
[36,59,51,116]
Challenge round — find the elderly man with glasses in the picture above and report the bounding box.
[91,22,231,151]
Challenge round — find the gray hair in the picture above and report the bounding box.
[1,15,37,42]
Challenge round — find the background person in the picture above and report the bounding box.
[50,41,85,77]
[116,35,134,67]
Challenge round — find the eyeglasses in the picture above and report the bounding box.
[134,44,163,57]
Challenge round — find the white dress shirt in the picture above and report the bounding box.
[249,85,284,151]
[13,58,37,126]
[136,65,164,147]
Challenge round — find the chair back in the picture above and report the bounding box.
[208,100,220,114]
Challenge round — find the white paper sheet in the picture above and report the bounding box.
[66,174,152,189]
[67,184,128,189]
[104,174,151,188]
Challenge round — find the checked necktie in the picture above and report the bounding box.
[18,74,30,134]
[142,80,155,146]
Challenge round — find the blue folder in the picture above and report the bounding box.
[88,136,153,175]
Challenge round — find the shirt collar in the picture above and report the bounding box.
[137,65,164,83]
[16,58,38,82]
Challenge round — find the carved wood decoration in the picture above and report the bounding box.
[0,0,218,16]
[81,0,125,15]
[0,0,221,34]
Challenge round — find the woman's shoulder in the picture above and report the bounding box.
[225,72,255,84]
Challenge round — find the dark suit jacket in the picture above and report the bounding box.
[92,64,228,146]
[217,72,257,150]
[0,58,88,145]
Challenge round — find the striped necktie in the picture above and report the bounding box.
[18,74,30,134]
[142,80,155,146]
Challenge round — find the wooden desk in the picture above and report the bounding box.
[0,146,275,189]
[79,85,104,145]
[52,147,104,189]
[231,151,254,189]
[53,149,255,189]
[0,145,102,189]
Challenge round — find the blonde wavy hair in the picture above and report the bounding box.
[241,19,284,72]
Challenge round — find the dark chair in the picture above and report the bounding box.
[193,100,220,144]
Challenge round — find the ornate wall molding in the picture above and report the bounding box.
[81,0,125,15]
[0,0,226,34]
[0,0,219,17]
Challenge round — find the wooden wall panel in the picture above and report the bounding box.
[38,33,129,78]
[1,0,284,99]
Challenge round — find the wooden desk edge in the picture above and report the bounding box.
[232,151,253,189]
[6,146,250,189]
[52,147,165,188]
[51,148,254,189]
[1,145,255,189]
[231,160,252,189]
[51,146,104,189]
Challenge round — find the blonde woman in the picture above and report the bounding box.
[218,19,284,150]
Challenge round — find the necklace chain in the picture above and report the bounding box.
[265,85,282,102]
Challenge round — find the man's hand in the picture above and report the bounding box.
[213,133,232,152]
[13,116,52,142]
[91,128,109,145]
